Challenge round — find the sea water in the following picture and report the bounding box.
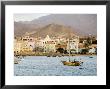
[14,55,97,76]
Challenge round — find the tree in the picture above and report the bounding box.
[81,49,88,54]
[33,47,44,52]
[56,48,64,53]
[64,50,68,54]
[92,40,97,44]
[84,37,92,49]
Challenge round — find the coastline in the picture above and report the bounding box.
[15,52,97,56]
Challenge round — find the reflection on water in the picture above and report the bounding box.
[14,55,97,76]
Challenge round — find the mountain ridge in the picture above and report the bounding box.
[14,14,97,37]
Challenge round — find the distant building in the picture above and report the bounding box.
[89,44,97,54]
[14,39,22,53]
[14,33,97,54]
[35,39,44,48]
[14,36,36,53]
[89,47,96,54]
[67,36,79,54]
[43,35,56,53]
[21,36,35,52]
[55,42,67,51]
[44,41,56,53]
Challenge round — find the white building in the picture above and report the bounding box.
[43,35,56,53]
[89,47,96,54]
[67,36,79,53]
[35,39,44,48]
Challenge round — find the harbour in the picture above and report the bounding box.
[14,55,97,76]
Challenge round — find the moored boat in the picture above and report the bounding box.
[61,36,83,66]
[14,57,21,64]
[61,60,82,66]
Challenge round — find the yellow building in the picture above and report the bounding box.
[21,41,33,52]
[14,36,36,54]
[44,41,56,53]
[14,39,22,53]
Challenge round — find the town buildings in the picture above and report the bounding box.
[14,34,97,55]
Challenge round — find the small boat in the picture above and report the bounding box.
[61,37,83,66]
[79,67,83,69]
[61,60,82,66]
[14,57,21,64]
[14,60,19,64]
[89,56,93,58]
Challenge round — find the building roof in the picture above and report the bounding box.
[44,35,51,41]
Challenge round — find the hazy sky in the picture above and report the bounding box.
[14,13,50,22]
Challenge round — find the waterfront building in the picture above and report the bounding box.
[55,42,67,51]
[67,36,79,54]
[89,44,97,54]
[21,41,35,52]
[21,36,35,52]
[14,35,36,53]
[35,39,44,48]
[14,39,22,53]
[44,41,56,53]
[89,47,96,54]
[43,35,56,53]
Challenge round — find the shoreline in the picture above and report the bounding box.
[15,53,97,57]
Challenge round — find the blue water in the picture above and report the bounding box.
[14,55,97,76]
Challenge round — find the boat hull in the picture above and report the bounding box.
[62,61,81,66]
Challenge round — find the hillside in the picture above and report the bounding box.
[14,14,97,37]
[29,23,75,38]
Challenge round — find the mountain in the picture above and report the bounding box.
[14,14,97,37]
[14,22,39,37]
[29,23,75,38]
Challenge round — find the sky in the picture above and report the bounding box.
[14,13,50,22]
